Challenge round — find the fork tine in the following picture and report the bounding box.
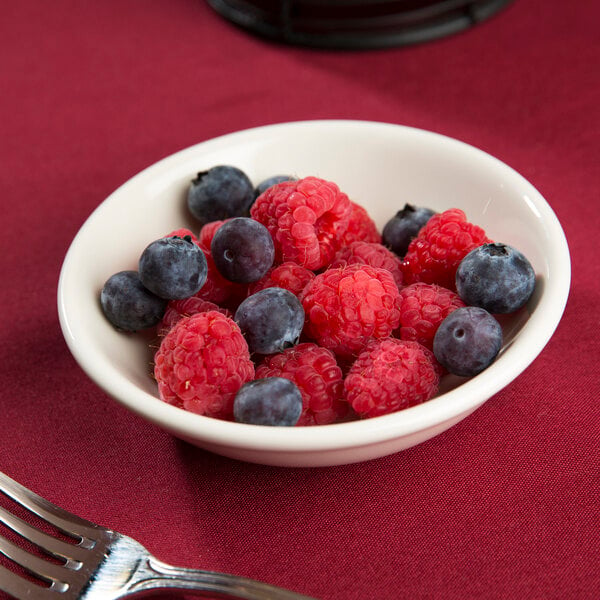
[0,505,89,565]
[0,562,51,600]
[0,472,99,542]
[0,534,69,592]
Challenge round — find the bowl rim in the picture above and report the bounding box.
[57,119,571,454]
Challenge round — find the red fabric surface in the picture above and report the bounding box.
[1,1,598,598]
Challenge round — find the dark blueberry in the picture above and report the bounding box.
[433,306,503,377]
[211,217,275,283]
[254,174,297,198]
[138,236,207,299]
[235,287,304,355]
[233,377,303,426]
[100,270,167,332]
[186,165,255,224]
[382,203,435,257]
[456,243,536,314]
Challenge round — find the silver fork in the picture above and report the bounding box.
[0,471,318,599]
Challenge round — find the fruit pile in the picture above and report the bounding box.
[100,166,536,427]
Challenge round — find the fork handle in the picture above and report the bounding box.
[124,555,319,599]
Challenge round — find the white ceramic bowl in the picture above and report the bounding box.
[57,120,570,467]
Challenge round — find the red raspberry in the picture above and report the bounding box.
[396,283,465,350]
[250,176,352,270]
[339,201,381,245]
[256,343,348,426]
[329,241,404,288]
[301,264,401,358]
[157,297,232,337]
[402,208,490,290]
[164,227,199,243]
[344,338,440,418]
[194,243,248,308]
[154,311,254,419]
[247,261,315,298]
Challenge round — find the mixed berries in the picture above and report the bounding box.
[100,164,537,427]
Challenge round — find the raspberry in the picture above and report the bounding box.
[256,343,347,426]
[248,262,315,297]
[195,226,249,308]
[154,311,254,419]
[157,297,232,337]
[396,282,465,350]
[344,338,440,418]
[339,201,381,245]
[301,264,401,358]
[164,227,199,243]
[194,243,248,308]
[401,208,490,290]
[329,241,404,288]
[250,176,351,270]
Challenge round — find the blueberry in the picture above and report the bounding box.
[254,175,296,198]
[456,243,536,314]
[211,217,275,283]
[187,165,255,224]
[139,236,207,299]
[100,270,167,331]
[433,306,503,377]
[382,204,435,257]
[235,287,304,354]
[233,377,303,426]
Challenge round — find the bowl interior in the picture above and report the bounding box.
[58,120,570,458]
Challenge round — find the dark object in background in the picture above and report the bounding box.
[206,0,514,49]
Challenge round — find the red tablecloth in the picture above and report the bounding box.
[1,1,598,598]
